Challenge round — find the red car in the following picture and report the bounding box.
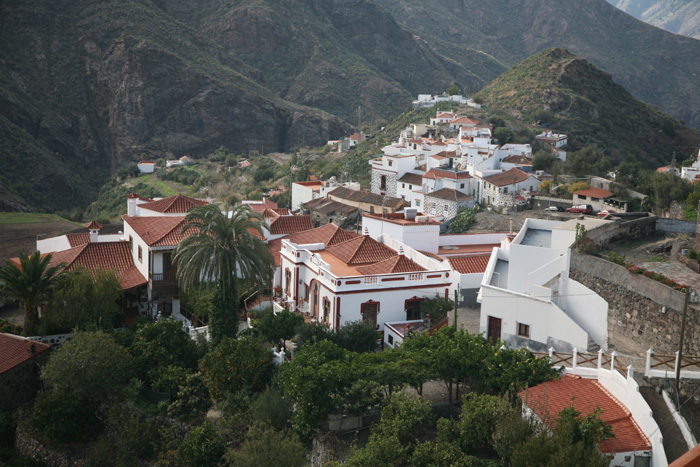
[566,204,593,214]
[597,210,617,218]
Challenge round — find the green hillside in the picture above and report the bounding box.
[476,48,700,168]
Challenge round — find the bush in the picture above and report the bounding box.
[0,410,15,449]
[31,391,100,444]
[167,373,212,420]
[335,320,379,353]
[228,422,308,467]
[250,386,293,431]
[175,423,224,467]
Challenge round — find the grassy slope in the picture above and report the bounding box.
[475,48,700,168]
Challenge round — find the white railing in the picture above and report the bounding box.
[645,349,700,380]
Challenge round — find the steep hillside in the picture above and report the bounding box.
[476,49,700,168]
[609,0,700,39]
[375,0,700,129]
[0,0,348,212]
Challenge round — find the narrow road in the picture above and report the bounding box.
[639,387,689,463]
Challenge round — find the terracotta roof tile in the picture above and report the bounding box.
[0,334,51,374]
[288,223,359,246]
[138,194,207,214]
[502,155,531,164]
[397,172,425,185]
[123,215,186,247]
[49,241,147,290]
[483,168,534,187]
[574,187,614,199]
[520,374,651,454]
[356,255,425,275]
[303,198,359,215]
[67,233,90,247]
[450,116,479,125]
[326,235,396,265]
[423,168,472,180]
[426,188,474,202]
[328,187,406,210]
[419,250,444,260]
[448,254,491,274]
[269,215,313,235]
[85,220,102,230]
[126,192,153,202]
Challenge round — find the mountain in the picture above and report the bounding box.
[476,48,700,168]
[608,0,700,39]
[0,0,503,212]
[374,0,700,130]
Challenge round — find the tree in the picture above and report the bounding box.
[229,422,307,467]
[174,203,274,343]
[254,309,305,350]
[446,84,461,96]
[449,205,479,234]
[41,331,133,401]
[335,320,379,353]
[0,251,64,334]
[493,127,515,144]
[567,181,590,195]
[201,337,274,400]
[532,149,557,171]
[39,267,122,335]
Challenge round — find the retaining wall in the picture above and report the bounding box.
[584,215,657,247]
[657,218,696,235]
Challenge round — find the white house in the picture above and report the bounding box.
[478,217,610,352]
[481,168,541,208]
[276,228,453,332]
[535,131,568,147]
[429,112,456,125]
[291,178,361,212]
[572,187,616,212]
[681,150,700,182]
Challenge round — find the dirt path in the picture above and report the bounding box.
[639,387,690,462]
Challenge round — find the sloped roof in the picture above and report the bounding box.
[267,224,359,267]
[502,155,531,164]
[123,215,186,247]
[448,254,491,274]
[450,116,478,125]
[126,192,153,202]
[426,188,474,202]
[328,187,405,210]
[326,235,397,265]
[483,168,534,187]
[268,215,313,235]
[574,187,614,199]
[85,220,103,230]
[67,233,90,247]
[423,168,472,180]
[356,254,425,275]
[520,374,651,454]
[49,241,147,290]
[0,334,51,374]
[303,198,359,215]
[397,172,424,185]
[419,250,443,261]
[138,194,207,214]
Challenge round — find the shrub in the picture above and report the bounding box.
[167,373,212,420]
[175,423,224,467]
[250,386,293,431]
[229,422,307,467]
[31,391,100,444]
[335,320,379,353]
[0,410,15,449]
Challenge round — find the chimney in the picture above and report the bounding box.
[363,227,370,236]
[86,220,102,243]
[399,246,404,256]
[127,194,138,217]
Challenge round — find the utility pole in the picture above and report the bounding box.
[453,289,459,330]
[676,287,691,395]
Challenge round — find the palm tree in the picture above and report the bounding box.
[174,203,274,343]
[0,251,64,334]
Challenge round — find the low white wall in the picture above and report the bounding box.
[564,279,608,350]
[37,236,71,253]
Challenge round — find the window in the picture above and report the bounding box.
[402,183,405,188]
[388,160,393,167]
[444,204,449,212]
[285,269,292,296]
[517,323,530,338]
[129,235,133,252]
[409,185,412,190]
[405,298,423,321]
[503,187,508,194]
[370,205,375,213]
[138,245,142,263]
[380,175,387,190]
[322,297,331,324]
[460,183,465,189]
[304,283,309,301]
[591,197,599,202]
[388,335,394,346]
[361,301,379,326]
[415,200,421,207]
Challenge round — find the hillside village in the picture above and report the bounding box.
[4,101,700,465]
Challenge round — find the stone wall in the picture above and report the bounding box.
[570,253,699,355]
[15,428,87,466]
[584,215,657,247]
[657,218,696,235]
[0,354,48,410]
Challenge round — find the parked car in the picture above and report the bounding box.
[566,204,593,214]
[597,210,616,218]
[544,205,565,212]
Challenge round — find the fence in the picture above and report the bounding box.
[532,348,632,376]
[645,349,700,379]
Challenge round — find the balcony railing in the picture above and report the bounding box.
[150,269,177,283]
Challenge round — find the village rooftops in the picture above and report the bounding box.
[426,188,474,202]
[0,334,51,375]
[447,254,492,274]
[520,374,651,454]
[294,181,324,191]
[328,187,405,210]
[122,215,187,247]
[423,168,472,180]
[268,215,313,235]
[397,172,425,185]
[303,198,359,215]
[501,155,531,164]
[482,168,532,187]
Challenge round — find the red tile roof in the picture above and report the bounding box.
[138,194,207,214]
[448,254,491,274]
[269,215,313,235]
[435,112,454,119]
[67,233,90,247]
[326,235,397,265]
[289,223,359,246]
[350,133,365,141]
[483,168,534,187]
[85,220,103,230]
[397,172,425,185]
[574,187,614,199]
[356,255,425,275]
[450,116,478,125]
[502,155,531,164]
[123,215,186,247]
[426,188,474,202]
[126,192,153,202]
[0,334,51,374]
[423,168,472,180]
[419,250,444,260]
[49,241,147,290]
[520,374,651,454]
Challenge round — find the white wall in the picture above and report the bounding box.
[37,236,72,254]
[123,221,150,282]
[291,183,314,212]
[507,244,562,294]
[563,280,608,350]
[363,216,441,254]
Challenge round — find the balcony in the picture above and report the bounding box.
[150,269,177,283]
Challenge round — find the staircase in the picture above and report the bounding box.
[587,335,600,353]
